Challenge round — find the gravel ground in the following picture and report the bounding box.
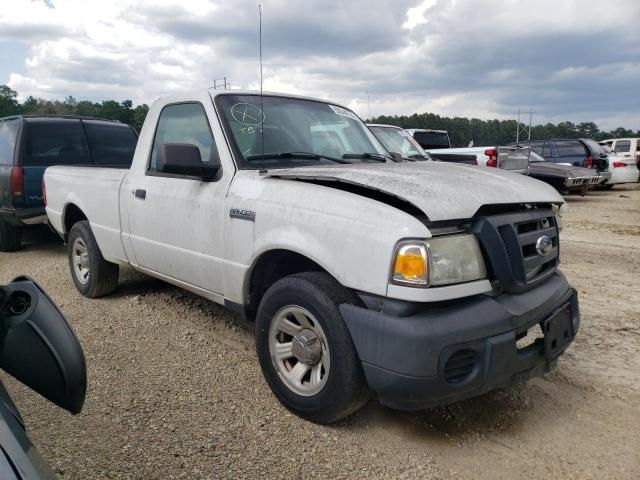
[1,184,639,479]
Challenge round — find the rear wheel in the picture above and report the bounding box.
[68,220,119,297]
[256,272,370,424]
[0,219,22,252]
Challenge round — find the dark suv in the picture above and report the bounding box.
[508,138,610,179]
[0,116,137,251]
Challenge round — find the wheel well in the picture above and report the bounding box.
[246,250,327,320]
[63,204,87,236]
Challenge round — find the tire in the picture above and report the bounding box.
[601,184,614,190]
[67,220,119,298]
[256,272,370,424]
[0,219,22,252]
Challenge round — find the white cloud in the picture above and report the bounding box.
[0,0,638,129]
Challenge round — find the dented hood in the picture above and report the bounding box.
[265,162,563,221]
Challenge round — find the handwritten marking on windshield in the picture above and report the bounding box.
[231,103,265,125]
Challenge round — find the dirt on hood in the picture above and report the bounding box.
[265,162,564,221]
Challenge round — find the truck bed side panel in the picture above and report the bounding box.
[45,166,130,265]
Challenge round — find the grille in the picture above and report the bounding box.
[564,176,601,187]
[472,208,559,293]
[443,349,477,384]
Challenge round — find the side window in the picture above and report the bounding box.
[23,120,89,166]
[149,103,215,171]
[0,119,21,165]
[84,122,138,167]
[614,140,631,153]
[554,140,586,157]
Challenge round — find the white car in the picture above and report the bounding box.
[598,144,639,188]
[44,90,579,424]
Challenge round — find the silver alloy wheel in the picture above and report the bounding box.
[72,237,90,285]
[268,305,330,396]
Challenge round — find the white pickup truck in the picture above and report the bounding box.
[44,90,580,424]
[406,128,531,172]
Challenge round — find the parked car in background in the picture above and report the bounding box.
[1,275,86,479]
[600,138,640,179]
[508,138,609,173]
[371,125,530,173]
[405,128,477,165]
[0,116,138,251]
[526,151,602,195]
[405,128,530,172]
[428,145,532,172]
[404,128,451,149]
[596,144,639,189]
[45,90,579,424]
[367,124,433,161]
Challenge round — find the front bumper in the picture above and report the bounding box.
[340,272,579,411]
[563,176,601,188]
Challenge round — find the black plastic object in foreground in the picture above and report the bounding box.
[0,276,86,414]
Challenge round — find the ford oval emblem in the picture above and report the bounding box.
[535,235,553,256]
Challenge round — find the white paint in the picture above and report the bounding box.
[45,90,563,308]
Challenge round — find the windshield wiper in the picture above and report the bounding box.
[342,152,392,162]
[246,152,351,164]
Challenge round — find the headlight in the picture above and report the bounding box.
[552,203,566,231]
[391,234,487,287]
[392,243,428,285]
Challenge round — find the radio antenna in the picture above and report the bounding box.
[259,4,265,156]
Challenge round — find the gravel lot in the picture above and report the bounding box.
[1,184,639,479]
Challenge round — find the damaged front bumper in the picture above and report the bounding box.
[340,272,579,411]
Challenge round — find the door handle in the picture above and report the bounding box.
[134,189,146,200]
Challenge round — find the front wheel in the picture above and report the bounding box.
[68,221,119,298]
[256,272,370,424]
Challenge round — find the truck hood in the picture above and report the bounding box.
[265,162,563,222]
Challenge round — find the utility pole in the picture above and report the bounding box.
[366,89,371,120]
[515,108,534,145]
[212,77,231,90]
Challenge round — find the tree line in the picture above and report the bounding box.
[369,112,639,147]
[0,85,149,132]
[2,84,638,146]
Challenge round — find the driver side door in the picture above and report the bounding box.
[125,102,231,297]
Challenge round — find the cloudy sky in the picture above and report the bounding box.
[1,0,639,129]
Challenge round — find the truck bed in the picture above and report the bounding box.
[45,166,130,264]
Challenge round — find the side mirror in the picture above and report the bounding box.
[0,277,86,414]
[157,143,221,180]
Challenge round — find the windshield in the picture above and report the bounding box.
[600,144,613,154]
[583,139,607,156]
[369,126,430,160]
[215,94,390,169]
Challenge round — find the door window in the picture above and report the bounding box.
[149,103,216,171]
[614,140,631,153]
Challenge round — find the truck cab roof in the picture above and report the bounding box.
[0,115,124,125]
